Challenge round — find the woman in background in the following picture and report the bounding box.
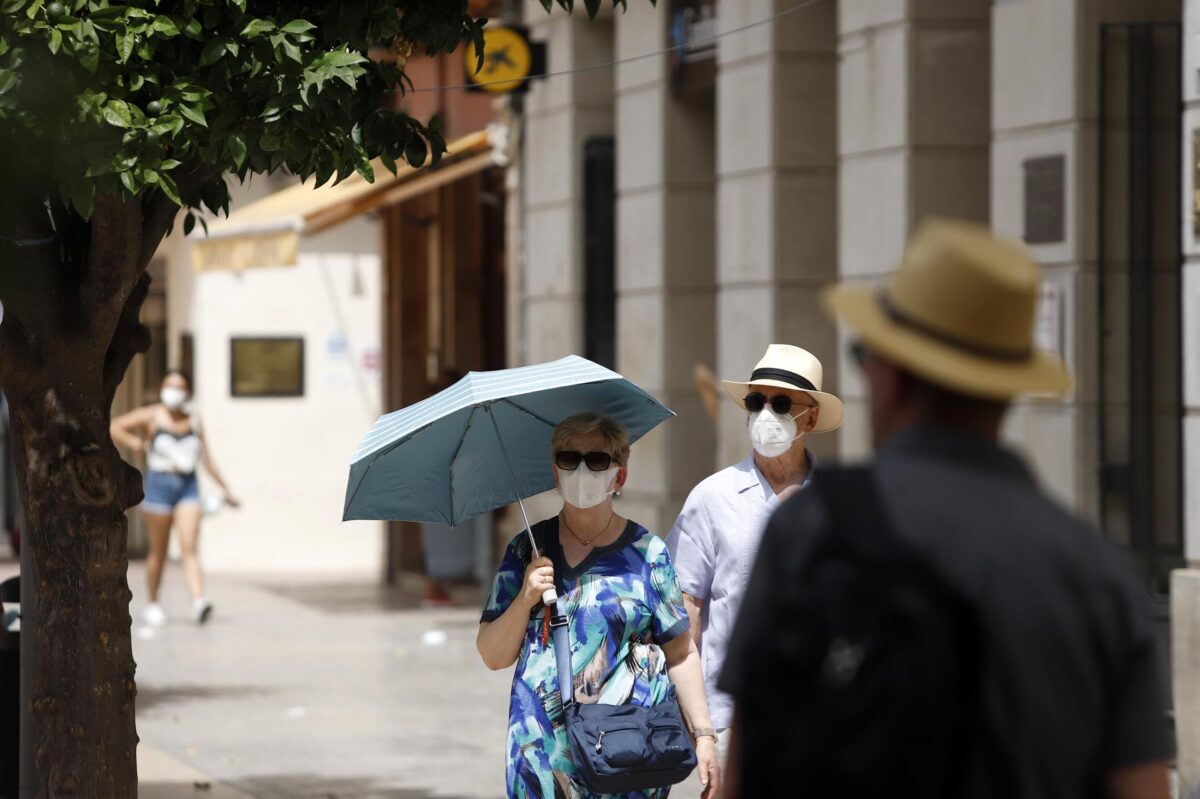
[111,370,239,626]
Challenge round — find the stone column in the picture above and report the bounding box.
[613,4,717,535]
[519,5,616,365]
[1174,570,1200,799]
[836,0,990,459]
[1183,0,1200,569]
[715,0,839,467]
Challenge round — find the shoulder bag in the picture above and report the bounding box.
[548,601,698,793]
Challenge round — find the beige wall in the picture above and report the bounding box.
[716,0,840,468]
[1183,0,1200,565]
[170,204,385,577]
[837,0,991,462]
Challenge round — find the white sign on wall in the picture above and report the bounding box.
[1034,282,1064,359]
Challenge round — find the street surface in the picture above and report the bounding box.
[128,564,710,798]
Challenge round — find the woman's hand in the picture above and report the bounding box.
[224,493,242,509]
[695,735,721,799]
[519,556,554,610]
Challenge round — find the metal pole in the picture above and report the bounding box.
[483,404,556,606]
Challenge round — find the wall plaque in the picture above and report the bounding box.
[230,337,305,398]
[1193,129,1200,238]
[1023,155,1066,245]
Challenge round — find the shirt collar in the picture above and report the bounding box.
[878,423,1032,482]
[736,450,818,498]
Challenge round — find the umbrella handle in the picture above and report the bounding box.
[542,588,558,606]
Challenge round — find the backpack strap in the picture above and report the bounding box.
[809,466,904,565]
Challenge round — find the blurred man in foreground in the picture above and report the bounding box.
[720,219,1172,799]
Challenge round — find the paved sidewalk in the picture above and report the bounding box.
[132,565,711,798]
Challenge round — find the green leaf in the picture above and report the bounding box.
[24,0,43,19]
[183,212,196,235]
[281,38,302,62]
[151,15,179,36]
[157,172,182,205]
[0,0,25,14]
[281,19,316,35]
[160,159,181,170]
[68,180,94,219]
[181,17,202,39]
[199,36,225,66]
[117,29,136,62]
[128,72,144,91]
[141,168,159,184]
[0,70,17,96]
[404,134,427,168]
[78,41,99,72]
[178,103,207,127]
[102,99,133,128]
[239,18,275,37]
[229,132,246,168]
[119,169,137,194]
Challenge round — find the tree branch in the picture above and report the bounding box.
[101,271,151,409]
[138,167,217,270]
[81,194,144,353]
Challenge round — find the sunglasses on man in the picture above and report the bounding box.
[742,392,815,416]
[554,450,617,472]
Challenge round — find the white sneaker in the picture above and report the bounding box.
[143,603,166,627]
[193,598,213,625]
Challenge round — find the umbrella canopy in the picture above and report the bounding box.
[343,356,674,527]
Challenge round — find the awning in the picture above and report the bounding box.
[192,130,497,272]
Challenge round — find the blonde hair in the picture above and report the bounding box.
[551,413,631,466]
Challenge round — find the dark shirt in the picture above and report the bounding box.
[720,424,1171,798]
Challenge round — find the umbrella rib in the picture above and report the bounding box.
[498,397,559,429]
[446,405,478,526]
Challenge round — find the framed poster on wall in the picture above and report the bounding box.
[230,337,305,398]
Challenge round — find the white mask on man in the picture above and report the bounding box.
[749,406,811,459]
[160,387,188,411]
[558,465,620,510]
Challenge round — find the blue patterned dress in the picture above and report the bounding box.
[481,517,691,799]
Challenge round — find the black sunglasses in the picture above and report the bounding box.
[554,450,616,472]
[743,392,813,416]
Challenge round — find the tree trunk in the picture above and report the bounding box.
[6,384,141,798]
[0,186,198,798]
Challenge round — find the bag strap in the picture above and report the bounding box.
[527,518,574,711]
[549,598,573,710]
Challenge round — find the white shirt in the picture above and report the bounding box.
[665,452,815,731]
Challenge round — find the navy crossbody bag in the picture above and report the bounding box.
[548,602,698,793]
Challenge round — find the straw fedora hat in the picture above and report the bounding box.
[823,217,1071,400]
[722,344,844,433]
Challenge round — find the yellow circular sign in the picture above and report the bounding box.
[465,26,533,94]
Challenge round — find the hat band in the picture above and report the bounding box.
[749,368,817,392]
[879,292,1032,363]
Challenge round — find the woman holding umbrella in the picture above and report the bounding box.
[477,413,720,799]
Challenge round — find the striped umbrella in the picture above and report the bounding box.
[343,355,673,599]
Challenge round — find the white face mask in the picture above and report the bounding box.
[160,387,188,411]
[558,465,620,510]
[749,406,811,459]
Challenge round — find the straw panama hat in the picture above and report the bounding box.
[822,217,1072,400]
[722,344,844,433]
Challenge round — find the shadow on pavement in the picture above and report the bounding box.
[259,581,483,615]
[138,683,277,713]
[145,772,482,796]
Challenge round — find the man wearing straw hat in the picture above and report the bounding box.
[666,343,843,761]
[720,219,1171,799]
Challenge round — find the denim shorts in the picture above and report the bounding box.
[142,470,200,515]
